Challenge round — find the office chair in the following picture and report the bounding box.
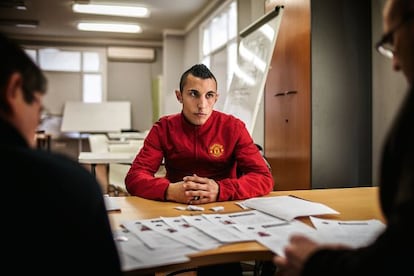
[107,140,144,196]
[255,143,271,173]
[87,134,111,192]
[88,134,109,153]
[87,134,134,195]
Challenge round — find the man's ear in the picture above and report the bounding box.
[175,90,183,103]
[5,72,23,103]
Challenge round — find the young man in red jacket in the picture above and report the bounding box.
[125,63,274,204]
[126,63,275,275]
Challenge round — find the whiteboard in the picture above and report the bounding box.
[61,101,131,132]
[223,6,284,135]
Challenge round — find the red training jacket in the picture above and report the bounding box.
[125,110,274,201]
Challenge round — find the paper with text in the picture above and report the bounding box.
[161,216,222,250]
[122,220,188,249]
[310,216,386,248]
[235,219,321,257]
[242,195,339,221]
[182,215,251,243]
[113,229,196,271]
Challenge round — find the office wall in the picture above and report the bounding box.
[162,35,185,116]
[40,46,107,116]
[184,27,201,70]
[311,0,372,188]
[107,48,162,132]
[43,72,82,115]
[371,0,408,185]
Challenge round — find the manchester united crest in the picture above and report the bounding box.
[209,143,224,158]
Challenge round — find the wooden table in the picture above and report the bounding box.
[108,186,384,275]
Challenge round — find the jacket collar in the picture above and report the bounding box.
[0,118,29,148]
[180,110,217,132]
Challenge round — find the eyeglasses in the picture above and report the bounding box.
[375,13,414,59]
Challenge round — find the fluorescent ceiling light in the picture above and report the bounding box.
[0,0,26,10]
[16,4,27,10]
[16,22,37,28]
[77,22,142,33]
[72,3,150,18]
[0,19,38,28]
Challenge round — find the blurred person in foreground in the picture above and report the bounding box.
[273,0,414,275]
[0,32,122,275]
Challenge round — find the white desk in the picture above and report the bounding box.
[107,132,147,140]
[107,140,130,145]
[78,152,135,177]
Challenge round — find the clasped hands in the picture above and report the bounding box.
[166,174,219,204]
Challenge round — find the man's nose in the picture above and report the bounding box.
[197,97,207,108]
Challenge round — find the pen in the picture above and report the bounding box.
[262,222,290,228]
[288,194,312,202]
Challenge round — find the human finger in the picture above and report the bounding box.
[183,174,208,184]
[273,255,287,267]
[183,182,208,192]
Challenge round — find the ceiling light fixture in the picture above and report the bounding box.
[0,0,26,10]
[15,3,26,10]
[72,3,150,18]
[0,19,38,28]
[77,22,142,33]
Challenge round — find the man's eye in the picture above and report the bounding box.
[206,93,215,98]
[189,91,197,97]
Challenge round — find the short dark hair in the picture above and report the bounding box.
[0,33,47,114]
[179,64,217,92]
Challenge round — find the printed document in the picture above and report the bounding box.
[234,219,321,257]
[242,195,339,221]
[113,228,196,271]
[310,216,386,248]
